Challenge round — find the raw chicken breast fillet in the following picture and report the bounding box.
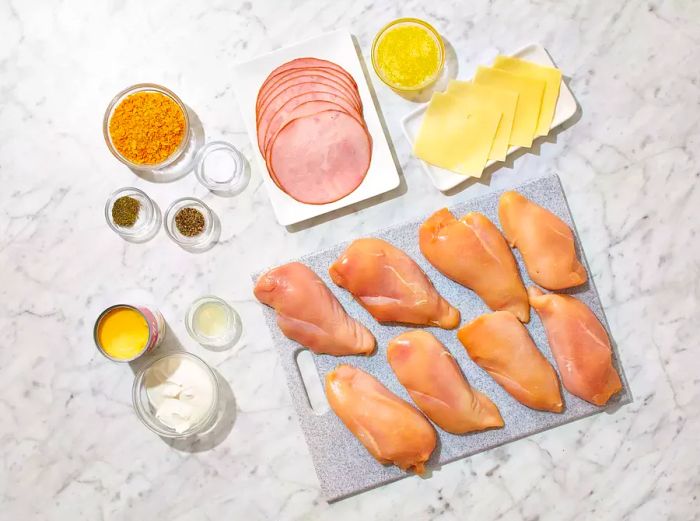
[254,262,375,356]
[325,364,436,473]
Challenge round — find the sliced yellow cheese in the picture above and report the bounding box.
[447,80,518,162]
[474,66,545,148]
[414,92,501,177]
[493,55,562,136]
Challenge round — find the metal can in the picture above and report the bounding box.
[94,304,166,362]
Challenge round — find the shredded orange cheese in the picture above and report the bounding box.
[109,91,186,165]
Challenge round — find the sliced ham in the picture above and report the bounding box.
[262,99,363,158]
[257,79,360,127]
[259,74,362,115]
[261,100,362,188]
[268,110,371,204]
[257,90,360,153]
[265,104,371,187]
[257,67,358,110]
[255,58,371,204]
[258,58,357,94]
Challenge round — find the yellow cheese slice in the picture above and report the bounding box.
[493,55,562,136]
[447,80,518,161]
[414,92,501,177]
[474,66,545,148]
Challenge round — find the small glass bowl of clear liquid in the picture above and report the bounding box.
[185,296,242,350]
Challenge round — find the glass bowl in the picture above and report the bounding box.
[132,352,220,438]
[371,18,445,92]
[164,197,219,250]
[103,83,191,171]
[105,187,160,242]
[194,141,249,196]
[185,296,242,349]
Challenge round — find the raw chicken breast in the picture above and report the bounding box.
[254,262,375,356]
[498,191,587,290]
[458,311,563,412]
[387,330,504,433]
[419,208,530,322]
[325,364,436,473]
[329,238,460,329]
[528,287,622,406]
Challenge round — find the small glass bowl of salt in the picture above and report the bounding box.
[132,352,219,438]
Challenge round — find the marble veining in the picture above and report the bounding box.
[0,0,698,520]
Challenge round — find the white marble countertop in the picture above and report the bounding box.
[2,1,699,520]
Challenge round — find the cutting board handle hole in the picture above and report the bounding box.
[296,350,330,415]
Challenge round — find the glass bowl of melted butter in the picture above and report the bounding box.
[372,18,445,92]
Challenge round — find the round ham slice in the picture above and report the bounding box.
[262,100,361,188]
[257,67,357,105]
[256,89,360,153]
[257,83,359,149]
[257,78,360,126]
[268,110,371,204]
[259,58,357,94]
[258,74,362,115]
[260,96,362,156]
[257,67,358,110]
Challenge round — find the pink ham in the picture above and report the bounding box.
[261,100,362,188]
[263,100,365,154]
[255,58,371,204]
[263,101,367,170]
[259,74,362,115]
[257,83,360,155]
[258,58,357,94]
[257,78,360,126]
[262,99,363,158]
[257,89,361,154]
[257,67,359,110]
[268,110,371,204]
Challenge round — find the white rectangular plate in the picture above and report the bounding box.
[232,30,400,226]
[402,43,578,192]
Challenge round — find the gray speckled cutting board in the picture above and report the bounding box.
[253,174,631,502]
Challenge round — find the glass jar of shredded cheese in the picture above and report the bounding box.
[372,18,445,92]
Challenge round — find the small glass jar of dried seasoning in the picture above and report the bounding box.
[164,197,218,250]
[175,207,205,237]
[105,187,160,242]
[112,195,141,227]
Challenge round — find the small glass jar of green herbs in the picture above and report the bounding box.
[105,187,160,243]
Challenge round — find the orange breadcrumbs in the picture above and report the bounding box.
[109,91,186,165]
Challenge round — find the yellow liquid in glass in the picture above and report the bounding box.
[193,301,229,338]
[375,24,441,90]
[97,307,149,360]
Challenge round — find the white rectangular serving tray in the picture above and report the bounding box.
[232,30,400,226]
[254,175,631,502]
[402,43,578,192]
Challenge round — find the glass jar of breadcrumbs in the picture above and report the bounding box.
[103,83,192,171]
